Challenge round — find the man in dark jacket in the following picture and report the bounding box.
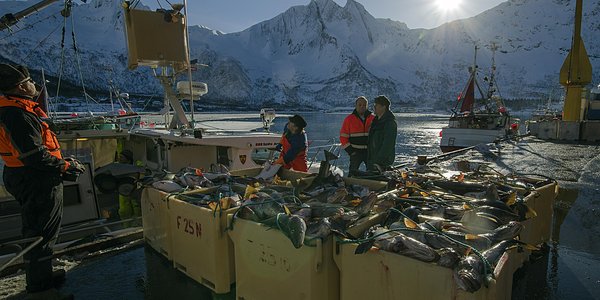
[0,63,83,300]
[367,95,397,171]
[340,96,374,176]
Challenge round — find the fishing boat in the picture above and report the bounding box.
[0,0,281,258]
[439,45,515,153]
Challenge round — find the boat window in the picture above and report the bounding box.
[63,184,82,206]
[217,146,230,167]
[251,148,273,165]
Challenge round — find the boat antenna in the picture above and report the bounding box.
[487,43,506,111]
[472,45,478,76]
[471,45,487,103]
[487,43,498,100]
[182,0,195,126]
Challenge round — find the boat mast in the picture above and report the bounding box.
[471,45,486,102]
[183,0,195,126]
[487,43,498,100]
[487,43,505,110]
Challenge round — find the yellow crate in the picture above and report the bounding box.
[227,217,338,300]
[520,182,558,246]
[169,187,236,293]
[334,239,521,300]
[227,213,380,300]
[141,187,173,260]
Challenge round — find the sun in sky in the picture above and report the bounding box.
[435,0,463,12]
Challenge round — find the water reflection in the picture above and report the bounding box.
[512,186,600,300]
[61,246,231,300]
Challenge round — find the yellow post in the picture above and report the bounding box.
[559,0,592,121]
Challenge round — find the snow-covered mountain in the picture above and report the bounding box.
[1,0,599,109]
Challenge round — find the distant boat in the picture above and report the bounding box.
[439,45,515,153]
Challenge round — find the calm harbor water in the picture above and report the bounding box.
[32,113,600,299]
[271,112,449,171]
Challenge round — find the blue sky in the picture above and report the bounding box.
[146,0,506,33]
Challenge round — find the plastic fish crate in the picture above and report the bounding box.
[333,238,526,300]
[519,181,558,246]
[227,213,381,300]
[169,187,236,293]
[331,182,556,300]
[141,187,173,260]
[168,168,315,293]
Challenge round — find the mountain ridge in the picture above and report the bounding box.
[0,0,598,109]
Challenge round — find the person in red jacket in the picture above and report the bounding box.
[339,96,374,176]
[274,115,308,172]
[0,64,83,300]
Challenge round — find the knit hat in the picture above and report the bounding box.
[288,114,307,129]
[374,95,391,107]
[0,63,30,92]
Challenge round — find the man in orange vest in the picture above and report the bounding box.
[339,96,374,176]
[274,115,308,172]
[0,64,84,300]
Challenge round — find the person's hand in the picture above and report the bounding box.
[344,146,355,156]
[275,143,283,152]
[64,157,86,174]
[274,156,285,165]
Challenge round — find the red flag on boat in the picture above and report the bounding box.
[459,76,475,113]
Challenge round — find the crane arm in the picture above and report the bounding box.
[1,0,60,30]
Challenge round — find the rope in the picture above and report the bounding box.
[53,3,69,117]
[140,94,156,112]
[69,12,91,113]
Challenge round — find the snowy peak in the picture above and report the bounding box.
[1,0,599,109]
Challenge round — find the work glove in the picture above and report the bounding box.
[274,143,283,152]
[64,157,86,174]
[344,146,355,156]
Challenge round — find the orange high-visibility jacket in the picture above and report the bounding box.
[339,110,374,152]
[0,95,67,171]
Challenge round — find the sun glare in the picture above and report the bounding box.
[435,0,462,12]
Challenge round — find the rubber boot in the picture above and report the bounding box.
[52,269,66,288]
[25,288,74,300]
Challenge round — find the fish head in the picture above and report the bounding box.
[284,214,307,249]
[354,192,378,216]
[306,218,332,239]
[455,268,483,293]
[437,248,461,269]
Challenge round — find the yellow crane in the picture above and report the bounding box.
[559,0,593,121]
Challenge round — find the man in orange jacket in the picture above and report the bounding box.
[339,96,374,176]
[0,63,83,300]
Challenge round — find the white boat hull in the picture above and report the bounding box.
[440,127,507,152]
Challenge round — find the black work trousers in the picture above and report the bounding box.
[3,167,63,293]
[348,149,368,177]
